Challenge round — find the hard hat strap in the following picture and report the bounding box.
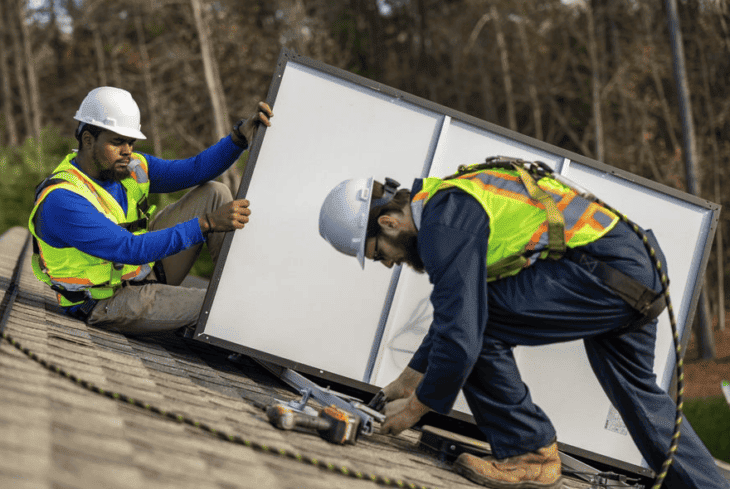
[370,177,401,209]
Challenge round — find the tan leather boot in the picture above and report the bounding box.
[454,441,562,489]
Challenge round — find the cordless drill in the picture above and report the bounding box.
[266,402,361,445]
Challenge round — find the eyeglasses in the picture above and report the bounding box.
[373,235,384,262]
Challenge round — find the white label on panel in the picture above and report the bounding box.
[604,405,629,436]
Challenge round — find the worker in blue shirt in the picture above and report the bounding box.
[29,87,272,335]
[319,162,729,489]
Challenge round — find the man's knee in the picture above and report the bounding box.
[199,181,233,203]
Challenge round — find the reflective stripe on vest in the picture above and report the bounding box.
[411,168,619,281]
[28,153,154,307]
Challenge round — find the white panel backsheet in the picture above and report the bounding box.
[203,62,443,380]
[200,55,714,472]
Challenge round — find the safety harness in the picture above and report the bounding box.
[30,159,159,320]
[445,156,667,329]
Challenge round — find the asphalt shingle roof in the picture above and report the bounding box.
[0,226,597,489]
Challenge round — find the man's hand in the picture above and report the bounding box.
[381,367,424,404]
[241,101,273,143]
[380,394,430,436]
[200,199,251,234]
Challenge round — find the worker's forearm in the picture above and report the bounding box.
[414,191,489,414]
[36,189,205,265]
[147,136,245,193]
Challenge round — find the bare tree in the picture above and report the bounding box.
[134,9,162,155]
[91,22,107,86]
[190,0,237,192]
[17,0,42,141]
[699,20,726,333]
[462,12,492,118]
[642,6,681,160]
[0,0,19,146]
[7,0,32,140]
[515,16,543,140]
[585,1,604,161]
[665,0,716,359]
[491,6,516,132]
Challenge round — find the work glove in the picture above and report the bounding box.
[380,394,430,436]
[201,199,251,234]
[381,366,424,402]
[231,101,273,148]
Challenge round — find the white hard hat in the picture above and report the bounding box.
[319,177,400,269]
[74,87,147,139]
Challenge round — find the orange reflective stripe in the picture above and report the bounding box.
[569,202,607,236]
[49,275,95,286]
[565,226,577,242]
[587,213,611,231]
[37,185,61,203]
[413,191,429,202]
[66,167,116,216]
[465,177,545,210]
[122,267,143,280]
[556,192,575,211]
[455,171,523,184]
[136,157,148,174]
[526,222,548,252]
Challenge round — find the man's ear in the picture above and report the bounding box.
[377,214,400,231]
[81,131,95,150]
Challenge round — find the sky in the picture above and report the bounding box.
[27,0,79,34]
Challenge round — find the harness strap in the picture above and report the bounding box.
[120,216,149,233]
[68,299,98,321]
[511,164,566,260]
[565,248,667,330]
[110,262,124,288]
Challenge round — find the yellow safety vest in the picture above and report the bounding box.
[28,153,157,307]
[411,164,619,281]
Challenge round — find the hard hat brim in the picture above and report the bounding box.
[74,116,147,140]
[319,177,373,270]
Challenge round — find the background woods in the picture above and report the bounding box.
[1,0,730,354]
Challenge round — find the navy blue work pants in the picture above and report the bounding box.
[461,221,729,488]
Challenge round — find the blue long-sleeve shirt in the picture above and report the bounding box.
[407,179,491,414]
[33,135,245,266]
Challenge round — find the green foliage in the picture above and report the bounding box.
[191,244,214,279]
[0,126,76,236]
[683,396,730,462]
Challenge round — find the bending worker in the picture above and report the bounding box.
[29,87,272,335]
[319,157,728,489]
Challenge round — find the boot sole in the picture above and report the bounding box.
[453,462,563,489]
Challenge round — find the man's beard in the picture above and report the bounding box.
[97,166,130,182]
[386,228,426,274]
[93,149,130,182]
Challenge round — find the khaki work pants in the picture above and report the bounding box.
[87,182,232,335]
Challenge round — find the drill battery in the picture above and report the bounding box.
[266,402,361,445]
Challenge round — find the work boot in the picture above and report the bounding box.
[453,441,562,489]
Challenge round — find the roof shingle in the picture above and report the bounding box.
[1,226,502,489]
